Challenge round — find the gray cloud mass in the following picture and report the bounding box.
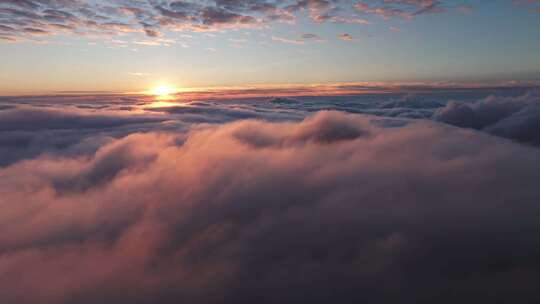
[1,89,540,303]
[434,90,540,145]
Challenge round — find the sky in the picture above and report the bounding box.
[0,0,540,94]
[3,2,540,302]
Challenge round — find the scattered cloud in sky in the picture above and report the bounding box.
[300,32,320,39]
[272,35,304,44]
[128,72,151,77]
[354,0,445,20]
[338,33,354,41]
[272,32,325,44]
[1,0,524,43]
[0,0,338,42]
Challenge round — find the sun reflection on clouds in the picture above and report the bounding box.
[144,100,187,108]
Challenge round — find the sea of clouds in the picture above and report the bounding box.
[1,88,540,303]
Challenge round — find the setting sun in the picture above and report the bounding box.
[146,84,181,101]
[150,85,175,96]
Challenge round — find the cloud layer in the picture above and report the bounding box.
[0,0,344,41]
[1,110,540,303]
[0,0,495,42]
[1,86,539,167]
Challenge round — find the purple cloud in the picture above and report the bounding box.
[433,90,540,145]
[0,0,345,41]
[1,111,540,303]
[354,0,447,19]
[0,0,486,42]
[338,33,354,40]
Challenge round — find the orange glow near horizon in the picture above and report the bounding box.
[151,85,175,96]
[4,80,535,98]
[145,84,182,101]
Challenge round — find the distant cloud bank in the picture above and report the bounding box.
[434,90,540,145]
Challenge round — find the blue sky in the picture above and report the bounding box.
[0,0,539,94]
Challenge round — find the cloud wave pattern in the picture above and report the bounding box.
[1,87,538,168]
[1,110,540,303]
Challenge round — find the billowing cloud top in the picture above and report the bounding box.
[1,86,540,303]
[2,108,540,303]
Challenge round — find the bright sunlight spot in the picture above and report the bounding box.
[150,85,175,96]
[145,84,182,101]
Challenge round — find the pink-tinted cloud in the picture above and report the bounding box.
[0,0,275,41]
[272,33,325,44]
[0,0,359,42]
[0,0,483,43]
[354,0,445,19]
[338,33,354,41]
[272,35,306,44]
[1,111,540,303]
